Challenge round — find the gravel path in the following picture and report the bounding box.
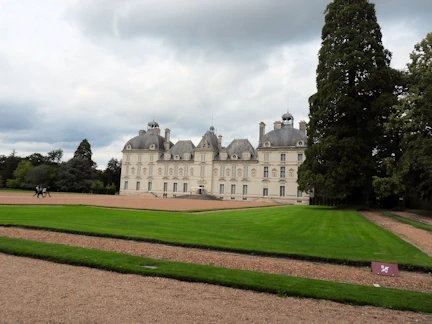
[0,194,431,323]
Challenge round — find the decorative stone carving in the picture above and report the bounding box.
[289,169,295,177]
[251,168,256,177]
[158,168,162,175]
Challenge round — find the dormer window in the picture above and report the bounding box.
[297,141,304,146]
[231,154,238,160]
[126,145,132,150]
[149,144,155,150]
[264,141,271,147]
[174,154,180,160]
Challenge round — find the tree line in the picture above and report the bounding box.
[0,139,121,194]
[298,0,431,209]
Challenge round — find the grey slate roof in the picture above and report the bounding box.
[225,139,257,160]
[170,140,196,155]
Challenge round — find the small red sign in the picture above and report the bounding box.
[371,262,399,277]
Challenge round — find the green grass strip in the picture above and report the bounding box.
[0,236,430,313]
[382,212,432,232]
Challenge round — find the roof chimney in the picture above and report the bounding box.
[259,122,266,142]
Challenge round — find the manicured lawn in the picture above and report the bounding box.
[383,212,432,232]
[0,236,430,313]
[0,205,430,269]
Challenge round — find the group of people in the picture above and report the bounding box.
[33,185,51,198]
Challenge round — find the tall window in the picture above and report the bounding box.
[184,166,189,176]
[136,181,140,190]
[174,166,178,176]
[163,182,168,192]
[280,167,285,178]
[183,183,188,192]
[263,187,268,197]
[149,165,153,176]
[264,153,269,162]
[280,153,286,161]
[200,165,205,177]
[164,165,168,176]
[173,183,177,192]
[201,154,206,161]
[124,181,128,190]
[244,166,248,178]
[231,184,236,195]
[279,186,285,197]
[242,185,248,195]
[298,153,303,162]
[137,166,141,176]
[264,166,269,178]
[219,184,225,194]
[148,181,152,191]
[126,166,129,175]
[126,155,130,161]
[297,189,303,197]
[221,165,225,177]
[149,155,154,162]
[232,166,236,178]
[138,155,142,162]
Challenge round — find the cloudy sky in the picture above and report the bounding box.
[0,0,431,169]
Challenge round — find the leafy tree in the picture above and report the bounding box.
[26,153,47,166]
[56,157,95,192]
[25,164,55,189]
[74,139,96,168]
[46,149,63,164]
[298,0,399,203]
[6,160,33,188]
[377,33,432,200]
[0,152,22,188]
[102,158,121,191]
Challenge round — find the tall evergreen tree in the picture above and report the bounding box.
[74,139,96,168]
[298,0,399,203]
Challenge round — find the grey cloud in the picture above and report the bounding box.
[0,101,43,131]
[68,0,327,58]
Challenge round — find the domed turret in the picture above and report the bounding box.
[123,120,166,151]
[258,113,306,148]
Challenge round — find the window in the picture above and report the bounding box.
[126,155,130,161]
[124,181,128,190]
[149,166,153,176]
[231,184,236,195]
[201,154,205,161]
[125,166,129,175]
[242,185,248,195]
[280,167,285,178]
[231,154,238,160]
[183,183,188,192]
[264,153,269,162]
[297,189,303,198]
[184,166,189,177]
[148,181,152,191]
[280,153,286,162]
[137,166,141,176]
[173,183,177,192]
[243,166,248,178]
[164,165,168,176]
[232,166,236,178]
[221,165,225,177]
[263,188,268,197]
[149,155,154,162]
[138,155,142,162]
[200,165,205,177]
[163,182,168,192]
[219,184,225,194]
[280,186,285,197]
[136,181,140,190]
[298,153,303,162]
[174,166,178,176]
[264,166,269,178]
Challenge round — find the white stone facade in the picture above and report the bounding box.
[120,113,309,204]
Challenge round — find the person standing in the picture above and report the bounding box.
[45,186,51,197]
[33,185,40,197]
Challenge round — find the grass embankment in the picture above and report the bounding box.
[0,205,431,270]
[0,236,430,313]
[383,212,432,232]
